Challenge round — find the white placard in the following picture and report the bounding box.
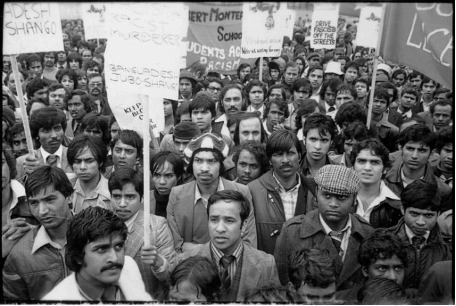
[241,2,295,58]
[310,3,339,49]
[3,2,64,54]
[356,6,382,48]
[81,3,108,40]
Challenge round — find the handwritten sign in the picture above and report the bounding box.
[380,3,453,90]
[81,3,108,40]
[185,2,255,74]
[3,2,64,54]
[310,3,339,49]
[356,6,382,48]
[241,2,295,58]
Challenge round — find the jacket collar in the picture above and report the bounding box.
[387,162,436,184]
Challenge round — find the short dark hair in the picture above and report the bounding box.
[373,87,392,107]
[284,61,299,73]
[376,83,397,105]
[335,102,367,127]
[232,142,270,176]
[189,93,216,119]
[65,207,128,273]
[175,101,190,125]
[344,61,360,74]
[354,77,370,92]
[108,167,144,198]
[67,89,93,113]
[401,179,440,211]
[3,70,26,87]
[233,112,267,146]
[151,151,185,183]
[26,97,49,116]
[303,113,337,140]
[80,114,111,146]
[219,84,246,114]
[391,69,407,82]
[291,78,312,95]
[82,59,102,73]
[67,134,108,173]
[267,84,287,100]
[398,124,436,152]
[319,78,342,101]
[25,165,74,199]
[48,82,66,94]
[358,230,408,269]
[187,148,225,177]
[110,129,143,160]
[266,129,302,159]
[288,248,337,290]
[2,143,17,180]
[203,76,223,89]
[420,75,439,89]
[29,106,67,140]
[263,98,289,120]
[57,68,79,90]
[435,126,452,153]
[295,99,324,131]
[432,87,451,99]
[207,190,250,226]
[237,63,251,77]
[170,256,222,302]
[306,64,324,78]
[351,138,391,170]
[25,53,42,70]
[244,79,267,103]
[25,77,51,100]
[400,86,419,99]
[430,99,453,116]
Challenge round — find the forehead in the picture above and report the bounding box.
[297,85,311,91]
[307,128,330,139]
[208,81,221,88]
[239,117,261,130]
[309,69,323,75]
[30,61,42,66]
[154,160,175,174]
[356,149,382,160]
[286,66,299,73]
[269,103,283,111]
[180,78,192,84]
[69,95,82,103]
[336,91,354,98]
[194,150,216,159]
[111,182,139,195]
[371,254,403,266]
[50,88,66,95]
[271,88,282,94]
[173,137,190,143]
[434,104,452,112]
[249,86,263,93]
[238,149,259,162]
[114,140,137,150]
[241,67,251,71]
[28,185,62,200]
[346,67,358,72]
[209,199,241,217]
[13,131,26,139]
[223,88,242,99]
[406,207,436,214]
[82,50,92,55]
[298,282,336,296]
[75,146,95,158]
[404,141,429,149]
[89,76,102,83]
[85,232,125,249]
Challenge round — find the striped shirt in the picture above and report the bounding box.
[211,241,244,283]
[273,172,301,220]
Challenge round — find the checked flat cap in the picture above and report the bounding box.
[314,165,360,196]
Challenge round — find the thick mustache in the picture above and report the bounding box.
[100,262,123,272]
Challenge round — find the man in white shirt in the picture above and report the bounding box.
[215,84,247,138]
[397,87,419,120]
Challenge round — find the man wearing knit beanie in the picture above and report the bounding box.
[166,132,257,254]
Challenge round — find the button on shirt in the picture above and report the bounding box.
[319,214,352,261]
[41,145,63,168]
[72,175,113,214]
[356,181,400,222]
[273,172,301,221]
[211,241,243,284]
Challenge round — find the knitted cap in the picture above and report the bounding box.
[184,132,229,160]
[314,165,360,196]
[173,122,201,140]
[2,106,16,126]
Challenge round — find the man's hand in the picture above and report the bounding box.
[23,153,41,175]
[141,245,164,270]
[2,218,33,258]
[273,123,286,132]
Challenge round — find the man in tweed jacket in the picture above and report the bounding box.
[108,167,176,299]
[176,190,279,302]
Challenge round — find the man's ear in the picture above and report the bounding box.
[361,266,368,278]
[400,206,405,215]
[195,71,202,79]
[287,281,297,294]
[240,219,247,233]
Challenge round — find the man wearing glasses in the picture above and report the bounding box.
[202,76,224,118]
[87,73,112,116]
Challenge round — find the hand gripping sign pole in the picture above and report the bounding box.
[10,55,35,158]
[366,3,387,129]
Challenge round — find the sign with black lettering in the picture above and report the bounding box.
[310,3,339,49]
[3,2,63,54]
[241,2,295,58]
[81,3,108,40]
[186,2,255,74]
[380,3,453,90]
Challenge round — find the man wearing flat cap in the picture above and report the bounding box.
[274,165,374,291]
[166,133,257,254]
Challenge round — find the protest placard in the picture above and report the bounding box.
[81,3,108,40]
[380,3,453,89]
[185,2,255,74]
[310,3,339,49]
[241,2,295,58]
[356,6,382,48]
[3,2,64,54]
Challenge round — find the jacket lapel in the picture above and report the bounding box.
[126,211,145,258]
[237,246,261,300]
[175,182,197,243]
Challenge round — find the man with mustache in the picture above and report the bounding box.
[42,52,59,82]
[280,62,300,100]
[167,133,257,253]
[43,206,152,301]
[65,89,93,139]
[214,84,247,139]
[248,130,316,255]
[233,142,269,185]
[87,73,112,116]
[433,126,453,188]
[15,107,74,184]
[3,166,73,300]
[428,100,452,133]
[274,165,374,291]
[385,180,451,289]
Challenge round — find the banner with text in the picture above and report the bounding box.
[310,3,339,49]
[356,6,382,48]
[241,3,295,58]
[81,3,108,40]
[380,3,453,90]
[3,2,64,54]
[185,2,255,74]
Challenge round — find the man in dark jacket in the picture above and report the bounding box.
[351,138,402,228]
[274,165,374,291]
[385,124,451,202]
[385,179,452,289]
[248,130,316,255]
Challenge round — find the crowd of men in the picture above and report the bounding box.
[1,15,454,303]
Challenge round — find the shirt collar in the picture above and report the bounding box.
[74,174,111,200]
[325,101,335,112]
[319,213,352,235]
[125,211,140,233]
[404,223,430,244]
[31,225,65,254]
[8,179,26,214]
[297,128,304,141]
[210,240,244,265]
[40,144,63,165]
[400,167,424,186]
[194,177,225,205]
[272,171,301,192]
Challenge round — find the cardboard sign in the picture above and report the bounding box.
[81,3,108,40]
[185,2,255,74]
[241,2,295,58]
[3,2,64,54]
[356,6,382,48]
[310,3,339,49]
[380,3,453,89]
